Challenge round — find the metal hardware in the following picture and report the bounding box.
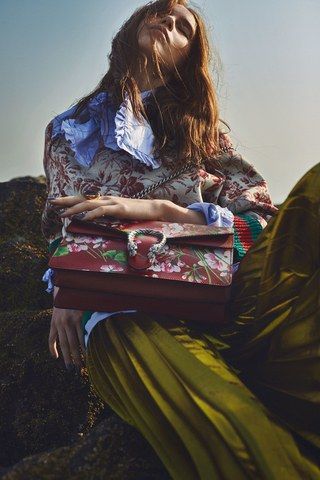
[130,163,194,199]
[127,229,167,264]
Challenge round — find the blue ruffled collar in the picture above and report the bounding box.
[51,90,160,169]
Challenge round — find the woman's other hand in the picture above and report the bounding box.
[49,195,206,224]
[49,302,85,371]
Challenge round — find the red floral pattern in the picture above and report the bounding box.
[49,223,233,286]
[41,121,277,245]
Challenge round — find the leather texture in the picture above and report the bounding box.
[49,218,234,323]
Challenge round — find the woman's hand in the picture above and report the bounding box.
[49,305,85,371]
[49,195,206,224]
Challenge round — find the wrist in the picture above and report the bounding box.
[159,200,206,225]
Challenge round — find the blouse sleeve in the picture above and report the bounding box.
[203,133,278,261]
[187,202,234,227]
[41,121,64,252]
[41,122,64,294]
[204,134,277,220]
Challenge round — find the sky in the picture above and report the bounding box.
[0,0,319,204]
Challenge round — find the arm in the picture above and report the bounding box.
[51,195,209,226]
[41,121,64,249]
[208,149,277,224]
[41,122,64,292]
[41,122,85,370]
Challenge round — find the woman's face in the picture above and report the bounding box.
[137,4,197,72]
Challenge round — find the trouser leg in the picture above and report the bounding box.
[87,313,320,480]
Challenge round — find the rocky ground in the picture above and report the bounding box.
[0,176,170,479]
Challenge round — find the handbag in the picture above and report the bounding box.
[49,163,234,324]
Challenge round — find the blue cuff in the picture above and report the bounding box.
[42,267,55,294]
[187,202,234,227]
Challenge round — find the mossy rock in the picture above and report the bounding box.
[0,177,170,479]
[1,416,170,480]
[0,176,46,246]
[0,176,52,311]
[0,309,104,466]
[0,309,169,479]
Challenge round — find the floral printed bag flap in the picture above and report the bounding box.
[49,218,234,324]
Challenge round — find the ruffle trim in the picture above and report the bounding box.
[51,90,160,169]
[114,92,160,169]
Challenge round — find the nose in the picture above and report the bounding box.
[160,14,174,31]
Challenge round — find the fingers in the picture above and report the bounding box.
[59,199,115,218]
[64,326,83,368]
[49,318,81,368]
[48,321,59,359]
[50,195,160,222]
[49,308,85,370]
[58,328,73,367]
[49,195,85,206]
[59,200,100,218]
[59,202,121,221]
[49,194,113,207]
[82,205,121,221]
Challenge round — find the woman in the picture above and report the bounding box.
[41,0,320,478]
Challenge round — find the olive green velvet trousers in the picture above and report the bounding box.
[86,163,320,480]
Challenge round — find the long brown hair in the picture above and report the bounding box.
[72,0,230,167]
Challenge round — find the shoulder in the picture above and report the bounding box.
[45,91,110,140]
[203,130,278,216]
[43,121,54,152]
[218,131,234,154]
[44,120,53,136]
[206,133,265,184]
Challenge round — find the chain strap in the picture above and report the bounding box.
[85,151,227,206]
[128,162,195,200]
[128,147,232,200]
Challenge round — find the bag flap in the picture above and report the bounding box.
[66,219,234,247]
[49,230,233,287]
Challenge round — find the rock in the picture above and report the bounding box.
[0,177,170,479]
[0,176,51,311]
[0,309,105,467]
[8,175,46,184]
[2,416,170,480]
[0,308,169,478]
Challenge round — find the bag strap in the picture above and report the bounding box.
[128,162,195,199]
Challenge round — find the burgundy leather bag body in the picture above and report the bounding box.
[49,217,234,324]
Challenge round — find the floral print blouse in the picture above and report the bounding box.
[41,92,278,345]
[41,119,277,248]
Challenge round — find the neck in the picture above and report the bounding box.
[133,61,169,92]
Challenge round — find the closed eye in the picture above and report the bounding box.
[178,24,189,38]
